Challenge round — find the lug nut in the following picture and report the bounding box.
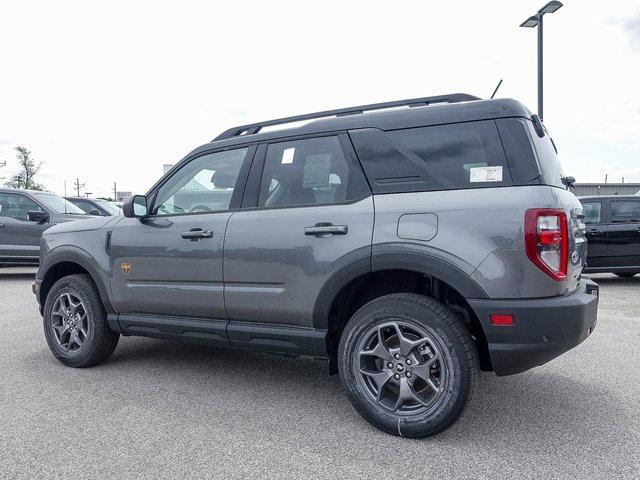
[394,374,400,380]
[406,359,411,365]
[387,362,393,369]
[406,372,412,378]
[394,353,400,360]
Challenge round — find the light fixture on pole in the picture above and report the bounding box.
[519,1,563,121]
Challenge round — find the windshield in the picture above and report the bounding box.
[33,193,87,215]
[95,200,121,215]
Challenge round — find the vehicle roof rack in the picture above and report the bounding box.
[213,93,480,141]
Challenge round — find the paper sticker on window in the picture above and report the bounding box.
[470,166,502,182]
[281,147,295,165]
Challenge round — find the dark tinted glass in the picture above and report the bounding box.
[611,201,640,223]
[351,120,511,193]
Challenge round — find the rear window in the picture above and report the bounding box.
[350,120,512,193]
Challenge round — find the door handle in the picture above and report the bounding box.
[586,228,601,234]
[304,223,348,236]
[180,228,214,240]
[0,223,4,228]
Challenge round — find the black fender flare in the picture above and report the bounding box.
[38,247,114,313]
[312,246,488,330]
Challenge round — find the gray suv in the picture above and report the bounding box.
[0,189,89,266]
[33,94,599,438]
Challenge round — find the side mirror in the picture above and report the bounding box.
[28,210,49,223]
[89,208,102,216]
[27,210,49,223]
[122,195,148,218]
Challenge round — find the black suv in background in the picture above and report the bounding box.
[0,189,90,266]
[65,197,121,216]
[580,195,640,277]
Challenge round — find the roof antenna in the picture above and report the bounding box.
[490,79,503,99]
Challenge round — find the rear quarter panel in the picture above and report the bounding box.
[373,185,572,299]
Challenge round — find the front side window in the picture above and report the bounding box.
[0,193,44,220]
[152,147,249,216]
[611,201,640,224]
[581,202,601,225]
[258,136,363,208]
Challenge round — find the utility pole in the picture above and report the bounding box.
[74,178,85,197]
[113,182,117,202]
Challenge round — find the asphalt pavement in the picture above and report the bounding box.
[0,267,638,479]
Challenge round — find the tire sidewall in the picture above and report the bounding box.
[339,294,475,438]
[43,276,103,366]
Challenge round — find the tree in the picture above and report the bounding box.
[4,146,45,190]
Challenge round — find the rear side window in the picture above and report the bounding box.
[258,136,368,208]
[350,120,512,193]
[611,200,640,223]
[581,202,601,225]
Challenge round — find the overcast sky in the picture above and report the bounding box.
[1,0,639,198]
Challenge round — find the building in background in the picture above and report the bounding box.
[116,191,132,202]
[573,183,640,197]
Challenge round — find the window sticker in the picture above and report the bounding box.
[470,166,502,183]
[463,162,488,172]
[281,147,295,165]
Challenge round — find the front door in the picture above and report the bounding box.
[0,192,50,261]
[607,199,640,268]
[109,145,255,319]
[224,134,373,334]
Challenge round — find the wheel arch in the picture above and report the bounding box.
[313,251,492,372]
[38,249,113,314]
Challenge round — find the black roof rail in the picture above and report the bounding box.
[213,93,480,141]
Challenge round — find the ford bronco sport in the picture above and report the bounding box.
[33,94,599,438]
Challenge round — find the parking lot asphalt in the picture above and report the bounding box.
[0,267,638,479]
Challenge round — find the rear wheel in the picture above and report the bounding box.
[338,293,477,438]
[43,274,119,367]
[614,272,637,278]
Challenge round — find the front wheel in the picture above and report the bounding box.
[43,274,119,367]
[338,293,477,438]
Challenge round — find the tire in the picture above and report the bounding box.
[614,272,637,278]
[338,293,477,438]
[43,274,119,367]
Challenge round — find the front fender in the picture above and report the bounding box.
[36,245,114,313]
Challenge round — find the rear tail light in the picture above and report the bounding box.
[525,209,568,281]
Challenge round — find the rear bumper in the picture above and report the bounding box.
[468,279,599,376]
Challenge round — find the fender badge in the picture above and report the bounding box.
[121,262,132,275]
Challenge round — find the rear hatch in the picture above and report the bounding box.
[528,122,587,293]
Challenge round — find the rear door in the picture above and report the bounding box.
[607,199,640,267]
[223,134,373,340]
[581,200,609,268]
[0,192,50,260]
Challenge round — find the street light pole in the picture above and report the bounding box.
[538,13,543,120]
[520,1,563,122]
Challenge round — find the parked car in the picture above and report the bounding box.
[33,94,598,438]
[65,197,121,216]
[580,195,640,277]
[0,189,91,266]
